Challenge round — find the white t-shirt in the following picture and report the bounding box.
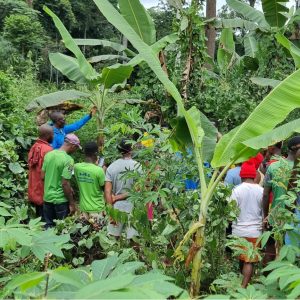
[231,182,263,238]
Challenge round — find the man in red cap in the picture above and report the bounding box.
[230,161,263,287]
[42,133,81,228]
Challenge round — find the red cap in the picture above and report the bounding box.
[247,153,264,170]
[240,162,257,179]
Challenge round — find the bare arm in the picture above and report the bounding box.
[105,181,113,205]
[262,186,271,220]
[62,178,76,213]
[41,170,45,181]
[113,193,128,202]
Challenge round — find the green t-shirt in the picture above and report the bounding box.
[265,159,294,208]
[42,150,74,204]
[74,162,105,212]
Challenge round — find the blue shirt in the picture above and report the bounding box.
[224,166,242,186]
[51,114,91,149]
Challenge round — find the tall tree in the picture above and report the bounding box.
[206,0,216,59]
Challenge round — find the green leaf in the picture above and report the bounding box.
[92,256,119,280]
[49,53,88,84]
[5,272,46,292]
[212,68,300,167]
[8,162,24,174]
[26,90,91,112]
[217,28,235,70]
[216,18,258,31]
[226,0,270,30]
[44,6,97,81]
[244,35,257,58]
[75,275,135,298]
[51,269,86,288]
[88,55,130,63]
[100,64,133,89]
[242,119,300,150]
[0,207,12,217]
[250,77,281,87]
[275,33,300,68]
[110,262,144,277]
[262,0,289,28]
[118,0,156,45]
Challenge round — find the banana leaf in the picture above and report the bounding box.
[226,0,270,31]
[88,55,130,63]
[262,0,289,28]
[26,90,90,112]
[275,33,300,68]
[44,6,97,82]
[74,39,136,57]
[243,118,300,150]
[118,0,156,45]
[100,64,133,89]
[216,18,258,31]
[217,28,235,70]
[49,53,88,84]
[244,35,258,58]
[250,77,281,87]
[212,68,300,167]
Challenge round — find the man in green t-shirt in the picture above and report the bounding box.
[42,134,81,228]
[74,142,105,222]
[262,136,300,263]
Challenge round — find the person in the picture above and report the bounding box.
[224,164,242,186]
[50,107,96,149]
[74,142,106,223]
[263,136,300,263]
[28,124,53,219]
[42,134,81,228]
[104,139,140,239]
[231,161,263,288]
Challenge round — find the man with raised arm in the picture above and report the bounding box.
[50,107,96,149]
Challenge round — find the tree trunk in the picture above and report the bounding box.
[27,0,33,7]
[206,0,216,60]
[248,0,256,7]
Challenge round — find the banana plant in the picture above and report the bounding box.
[37,4,178,149]
[93,0,300,296]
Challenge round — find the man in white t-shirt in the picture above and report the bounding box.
[231,161,263,288]
[105,139,140,239]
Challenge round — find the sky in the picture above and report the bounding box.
[140,0,294,10]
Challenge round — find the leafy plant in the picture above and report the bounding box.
[2,254,187,299]
[93,0,300,296]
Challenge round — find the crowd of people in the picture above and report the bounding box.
[27,109,300,287]
[226,137,300,287]
[28,110,140,238]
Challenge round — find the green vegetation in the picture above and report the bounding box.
[1,0,300,299]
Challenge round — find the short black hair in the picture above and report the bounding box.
[84,141,98,157]
[288,136,300,151]
[274,141,283,149]
[117,139,132,154]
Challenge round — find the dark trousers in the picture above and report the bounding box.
[43,202,69,229]
[35,204,44,221]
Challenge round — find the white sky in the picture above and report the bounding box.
[141,0,294,10]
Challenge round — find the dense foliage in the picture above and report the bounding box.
[1,0,300,298]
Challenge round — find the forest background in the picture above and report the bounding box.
[2,0,300,299]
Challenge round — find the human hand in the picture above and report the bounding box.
[90,106,97,117]
[69,203,76,215]
[262,217,269,232]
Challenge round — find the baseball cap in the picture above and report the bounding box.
[65,134,82,149]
